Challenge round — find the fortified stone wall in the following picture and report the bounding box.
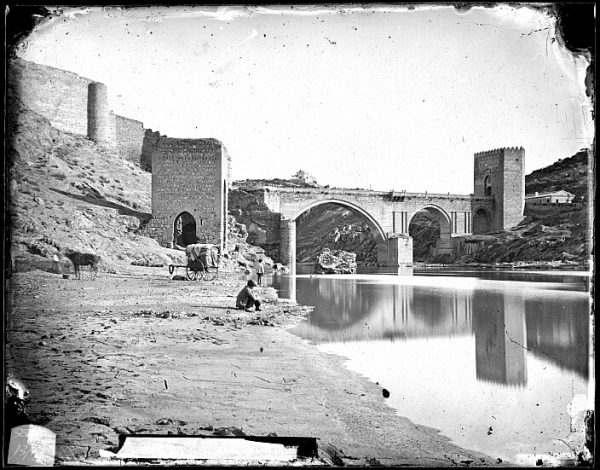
[141,129,163,171]
[8,58,162,168]
[147,138,230,251]
[8,58,93,137]
[474,147,525,230]
[115,115,146,164]
[501,147,526,229]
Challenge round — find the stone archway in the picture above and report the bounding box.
[408,206,453,257]
[173,212,197,247]
[472,208,492,234]
[281,199,389,271]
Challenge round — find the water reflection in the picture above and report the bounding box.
[472,291,527,386]
[274,274,589,386]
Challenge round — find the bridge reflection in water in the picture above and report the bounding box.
[274,274,589,386]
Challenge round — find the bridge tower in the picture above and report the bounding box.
[473,147,525,231]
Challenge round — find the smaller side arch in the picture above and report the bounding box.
[407,205,453,258]
[290,198,387,242]
[406,204,452,228]
[472,207,492,234]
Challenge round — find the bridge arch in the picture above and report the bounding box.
[407,204,453,258]
[406,204,452,228]
[289,198,387,242]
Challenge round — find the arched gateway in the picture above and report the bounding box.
[255,147,525,267]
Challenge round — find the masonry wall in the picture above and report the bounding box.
[474,148,524,230]
[141,129,163,171]
[149,138,228,251]
[8,58,158,167]
[501,147,525,229]
[9,58,92,137]
[115,115,146,163]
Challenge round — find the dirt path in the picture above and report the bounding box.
[6,269,500,466]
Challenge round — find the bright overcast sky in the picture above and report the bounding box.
[17,5,593,193]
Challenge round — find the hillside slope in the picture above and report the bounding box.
[526,150,590,201]
[296,204,378,264]
[458,149,592,266]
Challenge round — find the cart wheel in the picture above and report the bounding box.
[186,268,199,281]
[202,267,218,281]
[168,265,174,275]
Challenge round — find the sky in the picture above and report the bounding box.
[17,5,593,193]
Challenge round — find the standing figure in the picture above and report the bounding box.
[256,259,265,286]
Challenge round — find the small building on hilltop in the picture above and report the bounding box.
[525,190,575,205]
[292,170,317,185]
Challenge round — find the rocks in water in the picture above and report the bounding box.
[315,248,357,274]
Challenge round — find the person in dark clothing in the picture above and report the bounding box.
[236,280,262,311]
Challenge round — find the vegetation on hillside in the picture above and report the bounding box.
[296,204,378,265]
[525,150,590,200]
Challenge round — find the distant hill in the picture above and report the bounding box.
[525,150,590,201]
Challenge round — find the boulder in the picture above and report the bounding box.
[315,248,357,274]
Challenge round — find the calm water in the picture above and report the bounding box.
[272,268,592,465]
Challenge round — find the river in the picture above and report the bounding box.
[271,267,592,465]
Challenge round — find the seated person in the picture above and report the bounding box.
[236,280,262,312]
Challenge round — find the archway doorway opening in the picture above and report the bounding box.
[174,212,197,247]
[472,208,492,234]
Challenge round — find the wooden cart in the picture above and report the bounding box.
[168,244,221,281]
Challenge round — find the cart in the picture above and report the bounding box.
[168,244,221,281]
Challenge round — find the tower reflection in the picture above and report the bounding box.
[276,275,588,385]
[472,291,527,386]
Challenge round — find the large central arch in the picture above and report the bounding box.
[290,199,387,242]
[280,199,399,272]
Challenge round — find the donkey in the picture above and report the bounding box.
[64,250,101,279]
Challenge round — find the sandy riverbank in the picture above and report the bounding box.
[6,267,501,466]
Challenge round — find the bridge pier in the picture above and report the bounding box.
[279,218,296,273]
[377,235,413,267]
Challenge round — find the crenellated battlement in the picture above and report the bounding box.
[474,146,524,157]
[473,146,525,232]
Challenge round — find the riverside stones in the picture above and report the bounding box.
[315,248,357,274]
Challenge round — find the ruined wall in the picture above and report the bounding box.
[141,129,163,171]
[147,138,229,251]
[8,58,157,168]
[9,58,92,137]
[115,115,146,163]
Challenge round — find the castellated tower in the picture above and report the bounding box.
[473,147,525,231]
[87,82,112,144]
[146,138,231,253]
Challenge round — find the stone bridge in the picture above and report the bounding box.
[249,147,525,267]
[257,187,495,267]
